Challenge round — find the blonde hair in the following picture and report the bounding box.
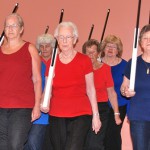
[4,13,24,28]
[100,34,123,58]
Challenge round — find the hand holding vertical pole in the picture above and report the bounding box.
[42,9,64,108]
[129,0,141,90]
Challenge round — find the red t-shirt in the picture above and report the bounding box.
[94,63,114,102]
[46,52,93,117]
[41,57,50,66]
[0,42,35,108]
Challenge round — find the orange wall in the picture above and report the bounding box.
[0,0,149,149]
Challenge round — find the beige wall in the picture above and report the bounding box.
[0,0,149,149]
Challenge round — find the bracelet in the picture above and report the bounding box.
[93,112,99,116]
[114,112,120,115]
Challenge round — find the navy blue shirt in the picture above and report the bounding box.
[124,55,150,121]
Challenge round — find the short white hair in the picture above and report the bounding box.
[36,33,56,50]
[54,21,79,39]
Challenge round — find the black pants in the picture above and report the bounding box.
[49,115,91,150]
[42,124,54,150]
[84,102,110,150]
[105,105,127,150]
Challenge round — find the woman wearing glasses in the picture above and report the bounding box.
[0,13,41,150]
[41,21,101,150]
[100,35,129,150]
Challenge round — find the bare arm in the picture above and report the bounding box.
[85,72,101,134]
[29,43,42,122]
[107,87,122,125]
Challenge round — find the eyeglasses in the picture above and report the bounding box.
[5,24,19,30]
[105,44,117,50]
[57,35,74,42]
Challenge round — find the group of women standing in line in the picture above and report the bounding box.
[0,12,150,150]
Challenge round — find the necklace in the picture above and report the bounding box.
[142,56,150,74]
[143,61,150,74]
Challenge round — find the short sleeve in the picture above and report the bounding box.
[82,54,93,75]
[124,59,132,79]
[105,65,114,87]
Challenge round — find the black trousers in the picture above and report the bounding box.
[42,124,54,150]
[49,115,91,150]
[84,102,110,150]
[104,105,127,150]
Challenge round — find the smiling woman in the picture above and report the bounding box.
[100,35,129,150]
[121,24,150,150]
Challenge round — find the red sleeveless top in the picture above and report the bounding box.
[0,42,35,108]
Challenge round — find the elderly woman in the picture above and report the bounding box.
[37,33,56,65]
[0,13,41,150]
[41,22,101,150]
[100,35,129,150]
[24,34,55,150]
[121,24,150,150]
[82,39,121,150]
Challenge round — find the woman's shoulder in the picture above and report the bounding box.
[27,42,38,53]
[76,51,91,61]
[127,55,142,64]
[77,51,88,57]
[102,62,111,68]
[121,58,127,63]
[118,58,127,67]
[101,63,111,72]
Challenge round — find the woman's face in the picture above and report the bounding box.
[57,26,76,52]
[39,43,53,60]
[140,31,150,52]
[4,16,23,40]
[86,45,99,64]
[104,43,118,57]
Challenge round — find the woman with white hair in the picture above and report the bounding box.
[41,21,101,150]
[24,34,55,150]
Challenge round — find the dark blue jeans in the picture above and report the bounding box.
[84,102,110,150]
[24,124,48,150]
[130,120,150,150]
[0,108,32,150]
